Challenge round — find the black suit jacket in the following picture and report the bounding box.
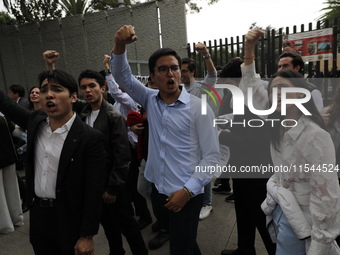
[0,90,107,247]
[0,116,17,168]
[17,97,29,109]
[79,99,131,195]
[219,106,272,187]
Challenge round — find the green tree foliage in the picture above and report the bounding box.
[91,0,131,11]
[2,0,221,24]
[186,0,219,13]
[91,0,219,13]
[59,0,91,15]
[318,0,340,26]
[3,0,62,24]
[0,11,16,25]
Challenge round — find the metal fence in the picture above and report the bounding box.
[187,19,339,100]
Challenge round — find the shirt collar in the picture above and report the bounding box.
[285,115,308,141]
[177,85,190,104]
[156,85,190,105]
[46,112,76,133]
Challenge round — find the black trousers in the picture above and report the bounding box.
[233,178,276,255]
[127,146,151,220]
[30,200,75,255]
[151,184,203,255]
[101,187,148,255]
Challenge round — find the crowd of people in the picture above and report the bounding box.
[0,26,340,255]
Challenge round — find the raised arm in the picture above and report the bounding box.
[103,55,137,110]
[110,25,151,108]
[239,30,269,115]
[43,50,60,70]
[112,25,137,55]
[194,42,217,86]
[243,30,263,66]
[195,42,216,74]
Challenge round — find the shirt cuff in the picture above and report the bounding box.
[241,62,260,83]
[110,51,126,70]
[307,239,330,255]
[184,178,206,196]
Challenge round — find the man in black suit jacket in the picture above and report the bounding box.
[8,84,29,109]
[77,69,148,255]
[0,69,107,255]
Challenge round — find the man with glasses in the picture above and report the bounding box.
[110,25,220,255]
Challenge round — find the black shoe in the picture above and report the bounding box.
[148,230,170,250]
[151,220,162,233]
[224,194,235,203]
[137,217,152,230]
[212,186,233,195]
[221,249,240,255]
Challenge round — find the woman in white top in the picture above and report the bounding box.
[241,29,340,255]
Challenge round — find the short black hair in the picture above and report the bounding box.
[148,48,182,74]
[38,69,78,95]
[78,70,105,88]
[9,84,25,97]
[219,57,244,78]
[181,58,196,74]
[279,52,305,74]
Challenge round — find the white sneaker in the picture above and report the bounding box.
[199,205,213,220]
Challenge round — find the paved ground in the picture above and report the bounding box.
[0,179,269,255]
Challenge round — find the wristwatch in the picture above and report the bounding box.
[183,186,195,198]
[202,54,211,59]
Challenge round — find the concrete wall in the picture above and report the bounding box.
[0,0,187,93]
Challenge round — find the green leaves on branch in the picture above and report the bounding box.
[3,0,62,24]
[185,0,220,13]
[1,0,221,24]
[7,0,61,24]
[0,11,16,25]
[91,0,131,11]
[318,0,340,26]
[59,0,91,16]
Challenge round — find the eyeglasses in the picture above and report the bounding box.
[181,69,190,74]
[155,65,180,75]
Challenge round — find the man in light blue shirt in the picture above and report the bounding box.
[111,25,220,255]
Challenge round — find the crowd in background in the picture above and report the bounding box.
[0,27,340,255]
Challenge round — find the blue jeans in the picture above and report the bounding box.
[272,204,305,255]
[203,182,212,206]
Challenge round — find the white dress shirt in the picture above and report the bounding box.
[34,113,76,199]
[85,109,99,128]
